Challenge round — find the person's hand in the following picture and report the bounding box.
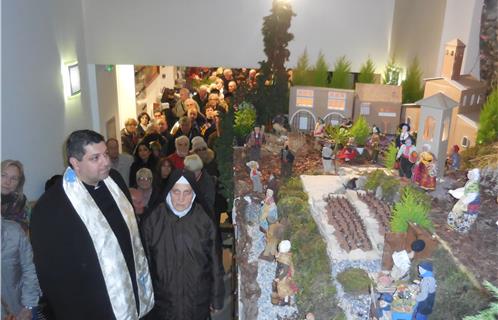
[16,307,32,320]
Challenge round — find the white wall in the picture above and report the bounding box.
[2,0,93,200]
[437,0,484,78]
[389,0,447,78]
[82,0,395,72]
[95,65,120,140]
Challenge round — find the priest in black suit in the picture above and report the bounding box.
[31,130,154,320]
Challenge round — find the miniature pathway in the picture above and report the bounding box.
[301,168,383,320]
[238,196,298,320]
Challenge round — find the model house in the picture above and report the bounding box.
[289,86,355,131]
[423,39,487,151]
[353,83,402,134]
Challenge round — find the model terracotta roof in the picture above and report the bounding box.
[416,92,458,110]
[355,83,402,103]
[425,75,486,91]
[457,110,480,128]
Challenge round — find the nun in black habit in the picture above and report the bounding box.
[140,170,224,320]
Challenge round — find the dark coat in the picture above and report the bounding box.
[140,171,224,320]
[121,128,138,155]
[30,170,138,320]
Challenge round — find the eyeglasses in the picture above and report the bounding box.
[137,177,152,181]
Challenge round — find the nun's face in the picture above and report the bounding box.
[170,182,194,211]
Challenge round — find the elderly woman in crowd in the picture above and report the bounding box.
[1,160,31,231]
[155,157,175,193]
[140,171,224,320]
[135,168,160,221]
[120,118,139,155]
[129,141,158,188]
[166,136,190,170]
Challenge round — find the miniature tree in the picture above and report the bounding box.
[293,49,312,86]
[312,51,329,87]
[383,142,398,170]
[214,107,234,211]
[477,87,498,145]
[330,55,352,89]
[383,55,402,85]
[391,186,433,233]
[463,281,498,319]
[350,116,370,146]
[402,57,424,103]
[357,57,376,84]
[250,0,295,125]
[234,102,256,144]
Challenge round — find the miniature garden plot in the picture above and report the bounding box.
[357,192,392,236]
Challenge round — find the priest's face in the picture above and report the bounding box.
[70,142,111,186]
[170,182,194,211]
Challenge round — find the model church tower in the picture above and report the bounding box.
[441,39,465,80]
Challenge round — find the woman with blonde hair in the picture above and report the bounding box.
[1,160,31,231]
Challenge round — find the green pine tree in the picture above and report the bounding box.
[477,87,498,144]
[402,57,424,103]
[250,0,295,125]
[383,55,402,85]
[330,55,352,89]
[358,57,376,84]
[293,49,312,86]
[312,51,329,87]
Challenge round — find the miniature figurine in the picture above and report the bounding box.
[369,126,381,164]
[337,137,358,163]
[271,240,298,306]
[447,168,480,233]
[280,140,294,178]
[313,118,325,138]
[396,136,417,179]
[259,189,278,233]
[267,173,279,201]
[246,124,266,161]
[376,293,393,320]
[412,261,436,320]
[322,142,336,174]
[260,218,285,262]
[246,161,263,193]
[446,145,461,172]
[412,144,437,190]
[395,123,412,148]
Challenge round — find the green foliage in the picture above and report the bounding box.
[213,107,234,211]
[312,51,330,87]
[401,184,431,212]
[233,102,256,139]
[402,57,424,103]
[364,169,399,197]
[358,57,376,84]
[416,248,491,319]
[391,185,433,233]
[350,116,370,146]
[336,268,372,295]
[383,55,402,85]
[250,0,295,125]
[383,142,398,170]
[477,87,498,145]
[277,178,343,318]
[293,49,312,86]
[330,56,352,89]
[325,124,351,153]
[463,281,498,320]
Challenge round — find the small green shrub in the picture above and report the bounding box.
[477,87,498,145]
[350,116,370,146]
[233,102,256,139]
[293,49,313,86]
[401,57,424,103]
[365,169,386,191]
[382,175,400,196]
[330,55,352,89]
[383,55,402,85]
[401,184,431,212]
[358,57,376,84]
[312,51,330,88]
[383,142,398,170]
[336,268,372,295]
[277,196,307,220]
[391,186,433,232]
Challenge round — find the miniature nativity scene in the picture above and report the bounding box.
[229,1,498,319]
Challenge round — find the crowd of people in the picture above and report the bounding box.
[0,67,259,319]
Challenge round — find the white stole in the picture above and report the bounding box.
[62,167,154,319]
